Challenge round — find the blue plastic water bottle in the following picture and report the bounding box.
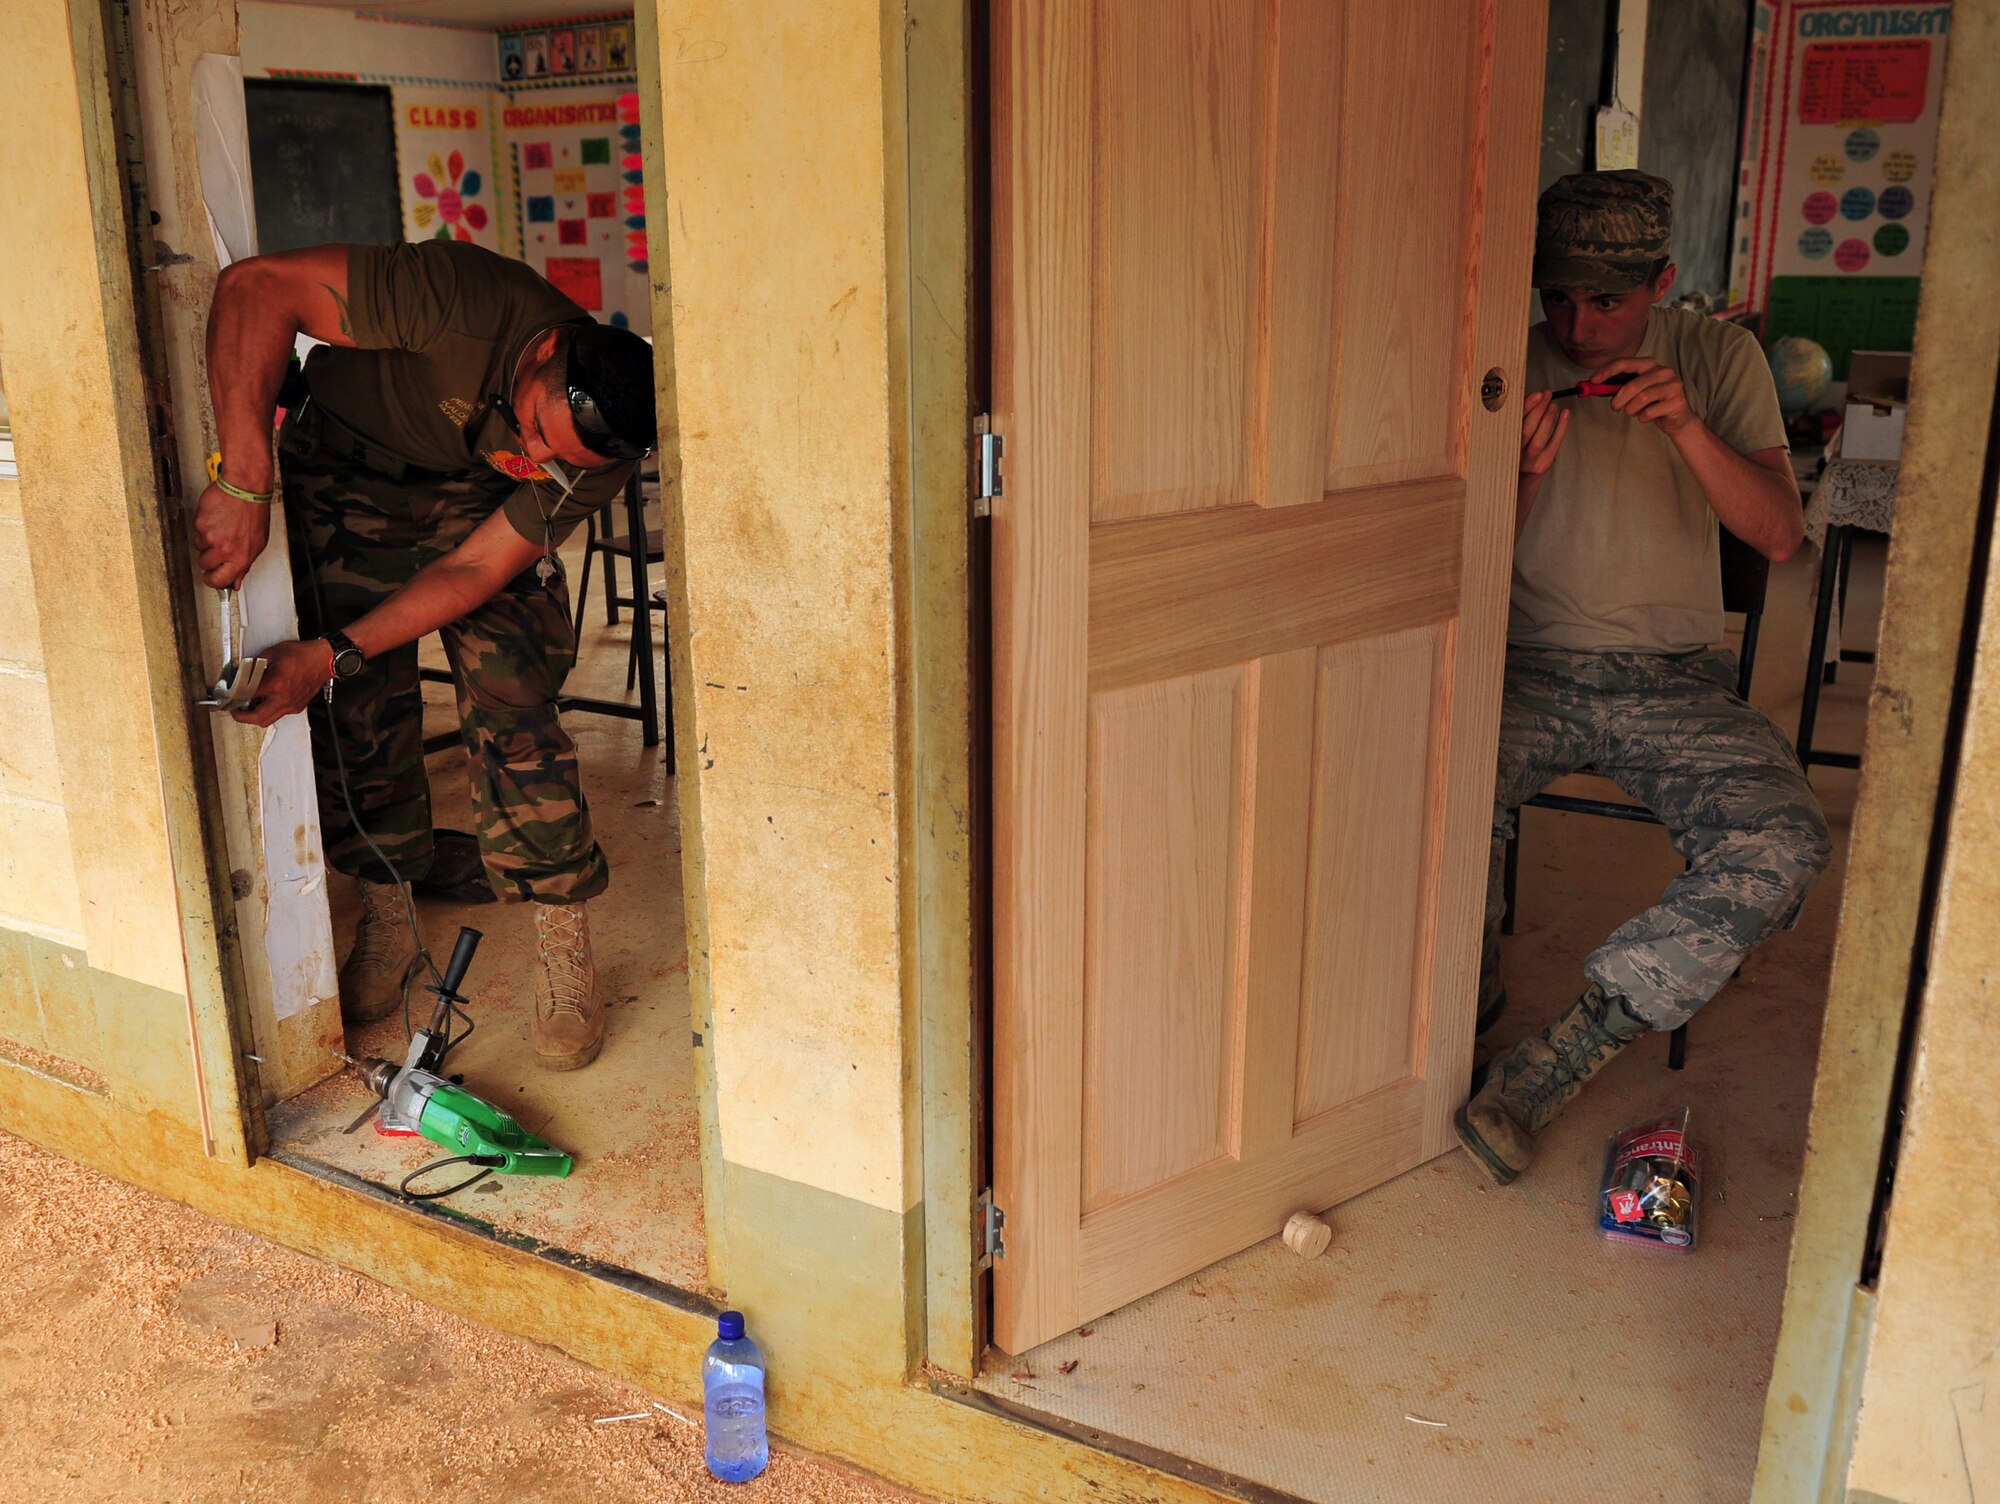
[703,1310,768,1483]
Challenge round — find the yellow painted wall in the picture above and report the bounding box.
[0,475,87,953]
[653,0,911,1218]
[0,0,247,1148]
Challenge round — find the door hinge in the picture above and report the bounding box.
[973,415,1002,518]
[979,1188,1007,1268]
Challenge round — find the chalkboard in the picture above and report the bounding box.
[244,80,402,254]
[1536,0,1753,302]
[1639,0,1756,302]
[1539,0,1613,193]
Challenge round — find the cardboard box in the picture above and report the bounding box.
[1843,350,1911,462]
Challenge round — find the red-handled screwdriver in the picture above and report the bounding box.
[1550,371,1639,400]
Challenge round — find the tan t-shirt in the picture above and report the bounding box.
[300,241,634,545]
[1510,306,1787,653]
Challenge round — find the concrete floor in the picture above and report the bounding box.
[0,1130,903,1503]
[977,539,1880,1504]
[269,521,708,1293]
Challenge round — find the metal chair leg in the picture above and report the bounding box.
[601,514,621,625]
[1798,524,1844,766]
[570,513,595,634]
[1501,828,1519,937]
[1668,1023,1687,1071]
[623,475,660,748]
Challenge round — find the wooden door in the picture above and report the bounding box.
[990,0,1548,1353]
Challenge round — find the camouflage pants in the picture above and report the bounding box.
[1486,647,1832,1029]
[281,429,609,905]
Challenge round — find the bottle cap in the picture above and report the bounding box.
[718,1310,746,1341]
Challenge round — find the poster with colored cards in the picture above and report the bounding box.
[499,34,525,83]
[1766,2,1949,283]
[578,28,604,74]
[550,30,576,76]
[523,33,550,80]
[511,93,651,338]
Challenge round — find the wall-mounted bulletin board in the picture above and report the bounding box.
[502,87,649,337]
[1737,0,1952,375]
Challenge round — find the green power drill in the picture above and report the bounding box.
[353,926,573,1195]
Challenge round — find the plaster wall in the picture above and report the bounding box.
[238,3,499,83]
[0,0,229,1137]
[652,0,910,1218]
[0,476,85,952]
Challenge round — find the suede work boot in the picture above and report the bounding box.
[532,901,604,1071]
[1455,983,1650,1186]
[338,878,422,1026]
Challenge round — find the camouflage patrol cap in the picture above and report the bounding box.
[1533,170,1673,293]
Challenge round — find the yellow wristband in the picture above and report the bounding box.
[206,451,274,505]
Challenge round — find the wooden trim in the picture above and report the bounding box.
[897,0,983,1377]
[988,0,1094,1356]
[1412,0,1545,1157]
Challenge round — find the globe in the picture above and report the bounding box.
[1766,335,1833,420]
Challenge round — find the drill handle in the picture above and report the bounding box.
[438,926,482,1000]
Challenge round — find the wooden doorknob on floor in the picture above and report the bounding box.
[1283,1211,1333,1259]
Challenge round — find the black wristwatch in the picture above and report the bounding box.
[324,629,366,682]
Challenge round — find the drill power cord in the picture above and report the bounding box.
[399,1153,507,1201]
[295,476,494,1195]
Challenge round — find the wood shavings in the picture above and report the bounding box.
[0,1129,904,1503]
[0,1038,109,1094]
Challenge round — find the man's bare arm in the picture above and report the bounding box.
[1671,431,1804,563]
[196,245,359,586]
[206,245,357,492]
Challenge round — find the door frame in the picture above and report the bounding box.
[1751,4,2000,1493]
[92,0,739,1289]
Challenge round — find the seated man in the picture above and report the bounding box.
[1456,170,1833,1185]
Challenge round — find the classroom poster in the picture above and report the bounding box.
[504,86,648,336]
[1768,2,1949,283]
[394,89,498,251]
[1735,2,1951,373]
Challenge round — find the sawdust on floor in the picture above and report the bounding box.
[0,1131,908,1504]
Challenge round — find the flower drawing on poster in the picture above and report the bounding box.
[412,151,489,242]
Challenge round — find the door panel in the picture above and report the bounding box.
[1082,666,1249,1212]
[993,0,1546,1353]
[1295,625,1445,1124]
[1094,0,1267,520]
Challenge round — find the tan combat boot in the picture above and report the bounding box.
[338,878,422,1025]
[532,900,604,1071]
[1455,983,1650,1186]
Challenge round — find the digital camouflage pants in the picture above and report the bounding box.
[281,429,609,905]
[1486,646,1832,1030]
